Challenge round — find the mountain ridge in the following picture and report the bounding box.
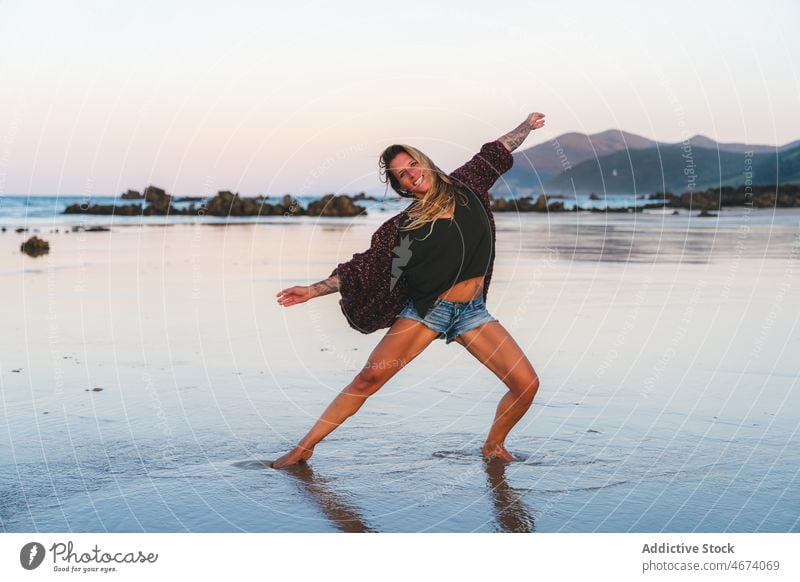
[493,130,800,197]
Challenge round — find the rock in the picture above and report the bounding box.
[589,193,600,200]
[680,190,720,211]
[533,194,549,211]
[306,194,366,217]
[144,185,166,201]
[200,191,296,216]
[491,197,511,211]
[240,197,259,215]
[71,225,111,232]
[121,189,142,199]
[673,185,800,210]
[20,236,50,257]
[143,185,174,214]
[493,197,515,211]
[279,194,303,215]
[204,191,258,216]
[491,195,565,212]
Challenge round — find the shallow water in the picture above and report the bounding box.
[1,210,798,532]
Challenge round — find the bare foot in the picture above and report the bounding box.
[482,442,516,462]
[271,445,314,469]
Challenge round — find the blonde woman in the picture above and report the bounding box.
[273,112,546,468]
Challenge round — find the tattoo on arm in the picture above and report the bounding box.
[310,274,340,297]
[498,121,532,153]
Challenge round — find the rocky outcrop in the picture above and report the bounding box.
[645,185,800,210]
[20,236,49,257]
[63,187,366,217]
[71,226,110,232]
[306,194,366,217]
[491,194,567,212]
[200,191,306,216]
[203,191,267,216]
[143,186,174,214]
[64,184,172,215]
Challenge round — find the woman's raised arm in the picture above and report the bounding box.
[498,112,546,153]
[450,112,546,199]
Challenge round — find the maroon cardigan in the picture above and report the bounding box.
[329,140,514,334]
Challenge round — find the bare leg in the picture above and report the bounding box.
[453,321,539,461]
[272,317,440,468]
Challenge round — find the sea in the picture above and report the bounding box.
[0,192,658,229]
[1,193,798,533]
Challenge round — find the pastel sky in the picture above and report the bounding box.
[1,0,798,197]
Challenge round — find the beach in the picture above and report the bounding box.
[1,208,798,532]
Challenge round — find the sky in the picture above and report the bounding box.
[0,0,798,197]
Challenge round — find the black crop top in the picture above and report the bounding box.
[397,187,494,318]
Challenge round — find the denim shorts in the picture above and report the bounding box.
[397,295,498,344]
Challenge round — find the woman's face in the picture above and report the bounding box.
[389,152,430,197]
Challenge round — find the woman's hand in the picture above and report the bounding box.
[526,112,546,130]
[276,274,340,307]
[276,285,316,307]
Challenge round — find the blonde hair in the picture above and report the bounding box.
[379,144,468,240]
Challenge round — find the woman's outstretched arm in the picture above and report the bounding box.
[276,274,339,307]
[450,112,546,200]
[310,274,340,297]
[498,112,546,153]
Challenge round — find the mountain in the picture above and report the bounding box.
[677,134,783,154]
[495,130,657,196]
[542,143,800,195]
[494,131,800,196]
[779,139,800,151]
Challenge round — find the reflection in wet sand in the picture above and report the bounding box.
[484,460,535,533]
[5,213,796,533]
[283,464,375,533]
[512,220,800,263]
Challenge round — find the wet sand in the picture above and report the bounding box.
[1,209,799,532]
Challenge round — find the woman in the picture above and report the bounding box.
[273,112,546,469]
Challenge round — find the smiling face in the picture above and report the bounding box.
[389,151,430,198]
